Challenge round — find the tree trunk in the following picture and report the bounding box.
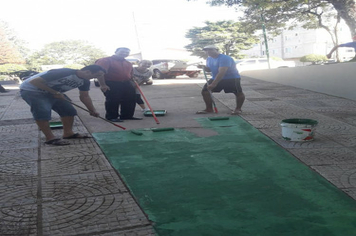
[330,0,356,37]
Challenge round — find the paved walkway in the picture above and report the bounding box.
[1,75,356,235]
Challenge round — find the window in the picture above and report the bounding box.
[285,48,292,53]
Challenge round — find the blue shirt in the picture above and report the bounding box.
[339,41,356,50]
[206,54,240,80]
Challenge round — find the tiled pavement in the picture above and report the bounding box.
[0,85,155,235]
[1,75,356,235]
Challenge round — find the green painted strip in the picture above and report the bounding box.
[93,116,356,235]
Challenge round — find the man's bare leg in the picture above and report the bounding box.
[197,90,214,113]
[232,92,245,114]
[61,116,75,137]
[35,120,56,142]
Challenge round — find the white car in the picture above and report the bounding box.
[235,58,295,72]
[150,59,201,79]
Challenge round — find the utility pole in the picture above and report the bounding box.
[132,12,142,60]
[260,9,271,69]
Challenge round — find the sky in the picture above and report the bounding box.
[2,0,241,58]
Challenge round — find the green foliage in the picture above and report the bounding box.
[64,64,85,69]
[0,64,27,75]
[0,21,26,65]
[300,54,328,64]
[27,40,108,66]
[205,0,356,37]
[185,20,258,58]
[271,57,282,61]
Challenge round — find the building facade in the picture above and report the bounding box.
[242,23,354,65]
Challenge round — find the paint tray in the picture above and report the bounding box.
[144,110,167,117]
[49,121,63,129]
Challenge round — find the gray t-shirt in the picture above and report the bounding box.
[132,67,153,94]
[20,68,90,93]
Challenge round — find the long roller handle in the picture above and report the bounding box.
[133,80,160,124]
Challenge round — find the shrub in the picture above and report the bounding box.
[64,64,85,69]
[0,64,28,75]
[300,54,328,64]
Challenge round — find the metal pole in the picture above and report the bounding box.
[261,12,271,69]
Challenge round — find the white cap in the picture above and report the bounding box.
[203,45,219,50]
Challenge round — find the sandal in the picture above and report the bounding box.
[63,133,92,139]
[196,110,214,114]
[231,110,242,115]
[45,138,70,146]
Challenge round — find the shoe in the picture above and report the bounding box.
[121,117,143,120]
[109,118,124,122]
[141,108,150,112]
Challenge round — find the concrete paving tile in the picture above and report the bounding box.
[311,164,356,189]
[247,118,286,129]
[322,98,356,107]
[92,226,156,236]
[0,162,37,181]
[0,133,38,150]
[0,178,37,207]
[42,193,150,236]
[41,154,113,177]
[250,100,295,109]
[0,204,37,235]
[329,134,356,147]
[288,148,356,165]
[341,188,356,201]
[40,142,104,160]
[0,148,38,164]
[259,128,343,149]
[41,170,127,201]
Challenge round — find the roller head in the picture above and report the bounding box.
[151,127,175,132]
[208,117,230,121]
[131,130,143,135]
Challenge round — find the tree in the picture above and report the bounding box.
[185,20,258,58]
[300,54,328,64]
[0,22,25,64]
[202,0,356,37]
[28,40,107,66]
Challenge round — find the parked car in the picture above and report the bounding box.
[235,58,295,72]
[150,59,201,79]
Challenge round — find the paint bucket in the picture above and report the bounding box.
[280,119,318,141]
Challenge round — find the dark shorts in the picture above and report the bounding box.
[202,78,242,94]
[136,94,144,105]
[20,90,77,120]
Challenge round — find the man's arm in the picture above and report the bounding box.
[95,59,111,92]
[197,65,211,72]
[207,67,228,90]
[29,77,65,99]
[327,45,340,59]
[79,91,99,117]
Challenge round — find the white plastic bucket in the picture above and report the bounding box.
[280,119,318,141]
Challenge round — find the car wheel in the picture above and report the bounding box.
[94,79,100,87]
[154,70,165,79]
[189,72,200,78]
[145,79,153,85]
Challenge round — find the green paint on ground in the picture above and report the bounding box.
[93,117,356,236]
